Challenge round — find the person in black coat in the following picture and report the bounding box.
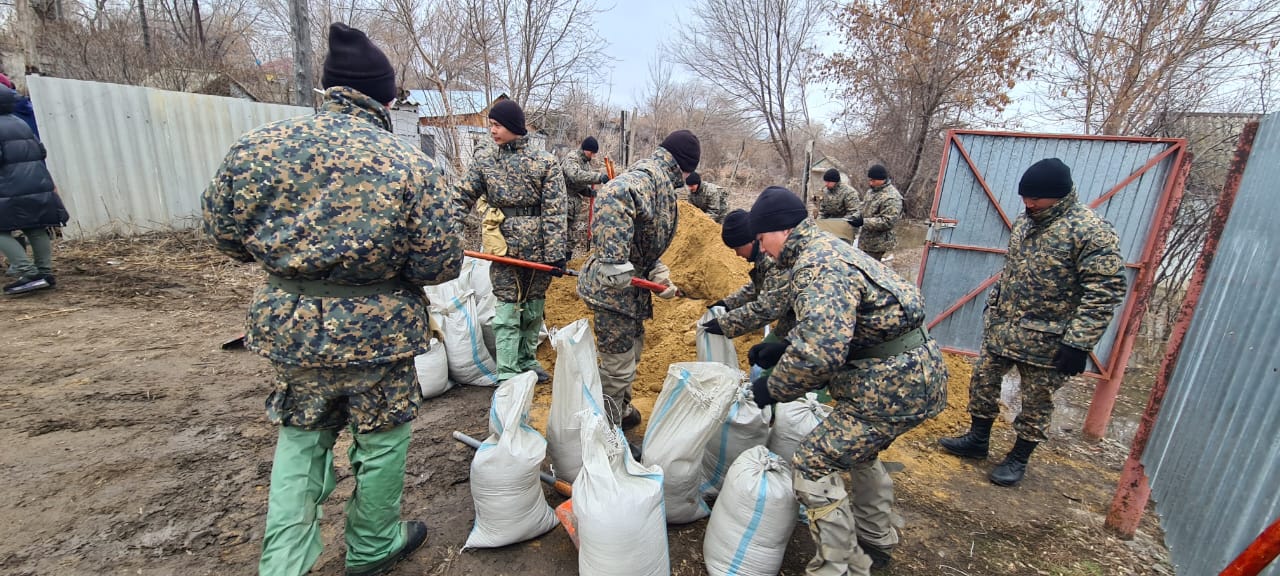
[0,85,66,295]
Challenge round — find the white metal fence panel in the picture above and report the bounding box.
[27,76,311,238]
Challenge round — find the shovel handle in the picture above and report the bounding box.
[463,250,578,277]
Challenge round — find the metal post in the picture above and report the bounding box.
[1083,146,1190,439]
[1104,121,1259,538]
[1220,517,1280,576]
[288,0,315,108]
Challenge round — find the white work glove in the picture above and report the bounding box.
[649,261,680,299]
[598,261,635,290]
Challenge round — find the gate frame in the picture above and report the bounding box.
[917,129,1189,439]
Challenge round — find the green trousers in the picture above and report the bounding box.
[258,423,411,575]
[0,228,53,280]
[495,300,546,380]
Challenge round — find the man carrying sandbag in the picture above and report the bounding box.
[202,23,461,576]
[454,99,568,383]
[577,130,697,430]
[745,186,947,575]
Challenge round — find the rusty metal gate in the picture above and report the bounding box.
[918,130,1188,436]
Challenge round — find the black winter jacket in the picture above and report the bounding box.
[0,87,65,232]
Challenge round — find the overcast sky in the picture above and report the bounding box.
[593,1,1069,133]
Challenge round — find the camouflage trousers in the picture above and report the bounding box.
[567,193,588,247]
[967,348,1068,442]
[267,358,420,434]
[793,406,922,548]
[591,307,645,421]
[490,262,552,303]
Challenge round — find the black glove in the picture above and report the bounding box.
[547,259,569,277]
[1053,345,1089,375]
[748,340,790,369]
[582,188,597,198]
[706,299,726,310]
[750,375,776,408]
[847,215,864,227]
[599,173,610,184]
[701,318,724,336]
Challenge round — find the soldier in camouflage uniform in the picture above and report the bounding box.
[855,164,903,261]
[202,24,454,576]
[454,99,568,383]
[577,130,699,430]
[561,136,609,253]
[700,209,794,340]
[940,158,1126,487]
[818,168,862,220]
[685,171,728,223]
[746,186,946,575]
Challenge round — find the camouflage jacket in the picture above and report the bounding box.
[577,147,682,319]
[562,149,604,199]
[818,182,861,220]
[765,219,946,423]
[859,182,903,253]
[717,255,793,339]
[202,86,462,368]
[454,135,568,263]
[689,181,729,223]
[984,192,1127,368]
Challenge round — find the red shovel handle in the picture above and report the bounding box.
[630,277,668,293]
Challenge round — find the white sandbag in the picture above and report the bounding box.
[547,319,606,483]
[575,410,669,576]
[425,284,500,387]
[642,362,742,523]
[697,306,740,370]
[704,446,798,576]
[465,373,559,548]
[701,382,771,497]
[413,338,452,398]
[767,392,832,463]
[461,256,496,324]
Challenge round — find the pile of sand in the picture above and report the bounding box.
[531,201,763,433]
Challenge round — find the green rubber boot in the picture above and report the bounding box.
[494,302,523,381]
[344,423,413,570]
[519,299,550,382]
[259,426,339,576]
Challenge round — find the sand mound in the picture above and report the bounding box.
[531,202,763,433]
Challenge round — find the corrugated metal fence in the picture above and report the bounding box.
[1143,113,1280,575]
[27,76,311,238]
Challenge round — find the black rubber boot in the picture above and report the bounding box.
[989,437,1038,487]
[858,538,893,570]
[346,520,429,576]
[939,417,994,459]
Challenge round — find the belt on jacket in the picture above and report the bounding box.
[846,326,928,361]
[266,275,408,298]
[499,206,542,218]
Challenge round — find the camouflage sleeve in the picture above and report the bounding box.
[713,186,728,223]
[589,179,636,265]
[540,157,569,262]
[719,267,793,338]
[451,161,486,217]
[402,164,463,286]
[562,154,603,192]
[1063,226,1127,350]
[862,193,901,233]
[841,190,862,220]
[766,262,858,403]
[201,151,254,263]
[720,281,758,311]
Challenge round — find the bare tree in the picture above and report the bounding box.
[1043,0,1280,136]
[824,0,1055,215]
[669,0,822,179]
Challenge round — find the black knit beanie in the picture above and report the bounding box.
[721,209,753,248]
[488,99,527,136]
[685,171,701,187]
[659,130,701,172]
[1019,158,1073,198]
[322,23,396,105]
[823,168,841,183]
[868,164,889,180]
[581,136,599,153]
[749,186,808,235]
